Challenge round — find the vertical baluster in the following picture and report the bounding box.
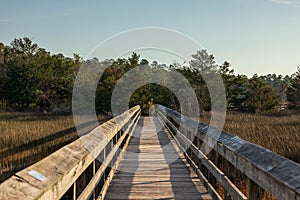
[224,191,231,200]
[92,160,96,200]
[73,182,76,200]
[248,178,264,200]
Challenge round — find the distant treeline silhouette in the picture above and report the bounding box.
[0,37,299,113]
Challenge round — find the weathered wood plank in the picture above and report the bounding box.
[104,117,212,200]
[163,115,247,200]
[248,178,264,200]
[163,119,222,200]
[77,111,140,200]
[0,106,141,200]
[158,105,300,200]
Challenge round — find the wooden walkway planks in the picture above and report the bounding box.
[105,117,212,200]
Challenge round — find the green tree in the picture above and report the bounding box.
[219,61,235,108]
[4,38,39,109]
[96,53,139,113]
[10,37,38,55]
[0,43,9,110]
[248,75,279,112]
[0,37,81,112]
[287,68,300,110]
[188,50,218,111]
[33,51,80,111]
[218,62,250,111]
[260,74,290,104]
[231,75,250,111]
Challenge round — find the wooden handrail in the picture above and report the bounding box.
[0,106,141,200]
[157,105,300,200]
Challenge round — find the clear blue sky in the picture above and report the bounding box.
[1,0,299,76]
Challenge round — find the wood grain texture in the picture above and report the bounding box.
[2,105,299,200]
[0,106,140,200]
[79,110,141,200]
[158,105,300,200]
[163,116,246,200]
[104,117,212,200]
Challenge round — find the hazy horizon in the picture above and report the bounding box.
[1,0,299,77]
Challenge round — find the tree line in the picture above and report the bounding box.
[0,37,299,114]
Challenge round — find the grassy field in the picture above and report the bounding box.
[201,111,300,163]
[0,112,107,183]
[201,111,300,200]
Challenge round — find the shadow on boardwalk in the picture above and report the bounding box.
[105,117,211,199]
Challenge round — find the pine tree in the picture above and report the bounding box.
[287,68,300,110]
[248,75,279,112]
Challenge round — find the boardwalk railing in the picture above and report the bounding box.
[0,106,141,200]
[157,105,300,200]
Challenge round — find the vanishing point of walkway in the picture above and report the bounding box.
[105,117,212,200]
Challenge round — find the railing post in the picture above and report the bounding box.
[208,151,217,190]
[111,139,114,163]
[92,160,96,200]
[103,147,106,179]
[73,182,76,200]
[248,178,264,200]
[224,191,231,200]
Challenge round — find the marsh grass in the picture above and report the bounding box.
[0,112,107,183]
[201,111,300,163]
[200,111,300,200]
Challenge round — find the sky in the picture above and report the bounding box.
[0,0,299,76]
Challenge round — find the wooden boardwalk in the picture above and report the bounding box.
[1,106,299,200]
[105,117,212,200]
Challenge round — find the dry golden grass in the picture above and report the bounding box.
[200,111,300,200]
[201,111,300,163]
[0,113,74,149]
[0,112,107,183]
